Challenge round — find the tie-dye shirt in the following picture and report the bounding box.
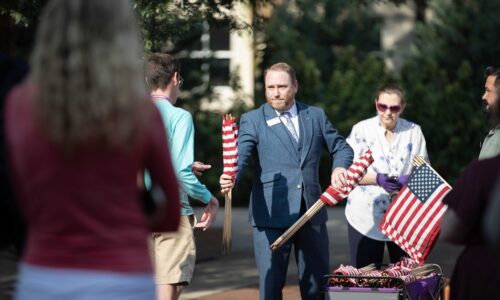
[345,116,428,241]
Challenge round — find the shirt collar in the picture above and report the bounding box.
[275,100,298,117]
[487,124,500,136]
[376,115,401,133]
[151,94,172,102]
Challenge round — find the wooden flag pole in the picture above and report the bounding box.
[222,189,232,255]
[270,150,374,252]
[270,200,325,251]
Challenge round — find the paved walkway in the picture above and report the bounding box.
[182,207,462,300]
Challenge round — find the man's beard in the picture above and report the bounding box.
[486,98,500,128]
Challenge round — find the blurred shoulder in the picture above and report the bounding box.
[297,101,320,114]
[398,118,422,132]
[155,100,191,122]
[5,81,34,115]
[352,116,378,129]
[242,103,265,119]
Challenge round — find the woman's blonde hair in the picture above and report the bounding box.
[31,0,148,150]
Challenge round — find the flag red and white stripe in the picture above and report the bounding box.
[222,115,238,176]
[320,149,374,206]
[222,114,238,255]
[380,163,450,264]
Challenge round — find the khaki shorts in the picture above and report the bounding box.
[150,215,196,285]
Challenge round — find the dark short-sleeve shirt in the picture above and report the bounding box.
[442,155,500,300]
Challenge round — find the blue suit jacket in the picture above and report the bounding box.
[237,101,353,228]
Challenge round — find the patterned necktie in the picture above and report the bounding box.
[281,112,299,142]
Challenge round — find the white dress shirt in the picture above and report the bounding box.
[275,101,300,139]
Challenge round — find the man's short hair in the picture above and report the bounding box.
[485,66,500,91]
[264,62,297,83]
[146,53,181,90]
[376,83,406,105]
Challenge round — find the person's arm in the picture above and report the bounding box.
[145,106,180,232]
[440,160,482,245]
[170,112,213,204]
[414,125,429,162]
[321,109,354,170]
[346,121,377,186]
[168,112,220,230]
[483,176,500,252]
[441,208,468,244]
[321,109,353,188]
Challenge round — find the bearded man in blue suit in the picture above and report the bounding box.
[220,62,353,299]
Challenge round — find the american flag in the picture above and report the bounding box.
[222,115,238,176]
[320,149,373,206]
[380,163,451,263]
[222,114,238,255]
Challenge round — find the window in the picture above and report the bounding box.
[178,21,231,88]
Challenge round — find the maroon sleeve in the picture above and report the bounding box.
[442,160,486,241]
[144,105,180,232]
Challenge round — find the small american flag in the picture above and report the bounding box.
[222,114,238,255]
[222,115,238,176]
[380,162,451,263]
[320,149,373,206]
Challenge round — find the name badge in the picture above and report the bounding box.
[266,117,281,127]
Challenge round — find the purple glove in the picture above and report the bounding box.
[376,173,402,193]
[397,175,410,186]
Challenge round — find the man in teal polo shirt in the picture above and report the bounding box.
[145,53,219,300]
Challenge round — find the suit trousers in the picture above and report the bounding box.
[253,222,329,300]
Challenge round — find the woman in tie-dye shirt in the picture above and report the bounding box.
[345,84,428,268]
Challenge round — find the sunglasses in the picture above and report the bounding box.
[376,102,402,113]
[178,75,184,88]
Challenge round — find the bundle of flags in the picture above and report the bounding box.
[270,149,373,250]
[320,149,374,206]
[329,257,433,289]
[380,156,451,264]
[222,114,238,177]
[221,114,238,255]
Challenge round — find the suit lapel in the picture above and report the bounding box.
[263,104,300,162]
[298,102,312,167]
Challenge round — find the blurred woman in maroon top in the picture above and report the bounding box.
[441,156,500,300]
[5,0,180,299]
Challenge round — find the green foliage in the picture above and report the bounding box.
[134,0,250,53]
[4,0,498,201]
[400,0,500,182]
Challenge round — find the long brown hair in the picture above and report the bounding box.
[31,0,148,150]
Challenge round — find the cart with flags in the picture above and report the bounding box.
[322,156,450,299]
[324,259,445,300]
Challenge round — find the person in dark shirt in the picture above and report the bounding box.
[440,155,500,300]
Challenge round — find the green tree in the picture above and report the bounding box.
[400,0,500,182]
[0,0,253,204]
